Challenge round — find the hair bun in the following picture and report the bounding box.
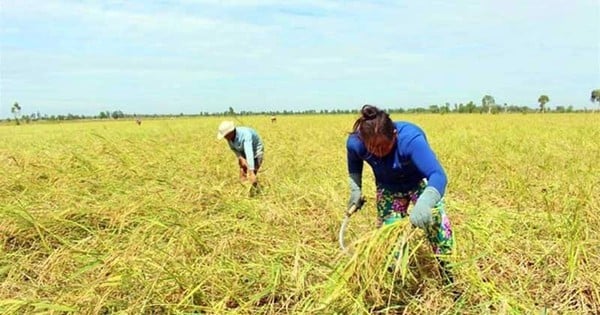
[361,104,378,120]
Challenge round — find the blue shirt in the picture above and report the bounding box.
[227,126,264,170]
[346,121,447,196]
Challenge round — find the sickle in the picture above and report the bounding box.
[338,197,366,253]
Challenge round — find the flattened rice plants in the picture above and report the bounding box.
[1,114,598,314]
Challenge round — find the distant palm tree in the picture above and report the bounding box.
[11,102,22,125]
[591,89,600,113]
[538,95,549,113]
[482,95,495,114]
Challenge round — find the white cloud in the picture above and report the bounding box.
[1,0,598,116]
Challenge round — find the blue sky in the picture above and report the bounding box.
[1,0,599,117]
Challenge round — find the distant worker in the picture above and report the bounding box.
[217,121,264,186]
[271,115,277,123]
[346,104,455,284]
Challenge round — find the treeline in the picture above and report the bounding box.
[4,103,596,124]
[7,90,600,123]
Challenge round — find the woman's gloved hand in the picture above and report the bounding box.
[348,173,362,209]
[410,186,441,229]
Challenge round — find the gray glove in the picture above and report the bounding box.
[410,186,441,229]
[348,173,362,209]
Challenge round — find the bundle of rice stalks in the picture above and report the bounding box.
[300,220,433,313]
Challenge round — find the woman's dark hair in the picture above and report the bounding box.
[352,104,395,142]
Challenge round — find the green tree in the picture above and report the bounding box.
[481,95,495,114]
[111,110,124,119]
[429,105,440,113]
[11,102,22,125]
[465,101,477,113]
[442,102,450,114]
[590,89,600,112]
[538,95,550,113]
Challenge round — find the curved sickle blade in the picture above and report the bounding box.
[338,197,366,253]
[339,216,351,252]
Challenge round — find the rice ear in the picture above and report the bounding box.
[308,220,425,312]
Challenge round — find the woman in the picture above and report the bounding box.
[346,105,454,283]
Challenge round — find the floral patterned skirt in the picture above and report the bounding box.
[376,181,453,256]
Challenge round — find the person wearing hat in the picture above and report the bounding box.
[217,121,264,185]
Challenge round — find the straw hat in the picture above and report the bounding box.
[216,121,235,139]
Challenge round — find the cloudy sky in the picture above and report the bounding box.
[1,0,599,117]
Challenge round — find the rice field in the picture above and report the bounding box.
[1,113,599,314]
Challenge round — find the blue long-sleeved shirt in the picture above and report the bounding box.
[346,121,447,196]
[227,126,264,170]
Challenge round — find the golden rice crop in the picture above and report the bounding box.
[1,113,598,314]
